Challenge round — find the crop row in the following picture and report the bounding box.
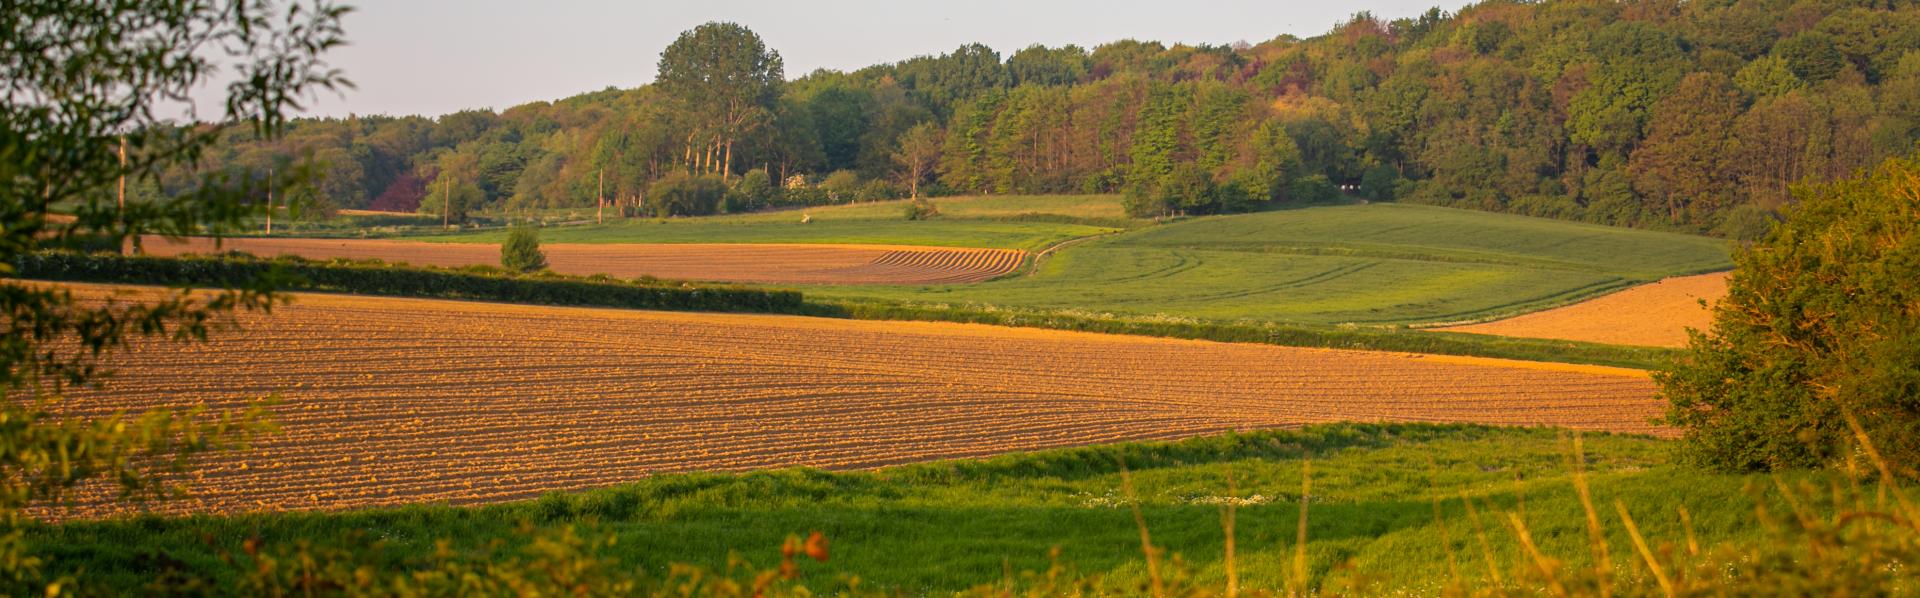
[44,287,1662,518]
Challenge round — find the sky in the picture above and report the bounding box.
[209,0,1469,120]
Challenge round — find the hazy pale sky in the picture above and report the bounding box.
[227,0,1467,119]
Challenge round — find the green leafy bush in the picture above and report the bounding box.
[647,173,727,217]
[1288,174,1340,203]
[777,185,832,207]
[1360,165,1402,201]
[902,199,940,221]
[858,179,902,202]
[1121,180,1171,218]
[1659,152,1920,471]
[1164,162,1218,214]
[731,168,776,211]
[820,170,862,201]
[500,226,547,272]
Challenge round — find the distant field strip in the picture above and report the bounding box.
[143,237,1023,285]
[1435,272,1729,347]
[54,285,1660,517]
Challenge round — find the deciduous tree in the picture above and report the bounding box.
[1628,73,1746,224]
[891,122,943,199]
[656,22,784,181]
[500,226,547,272]
[1660,152,1920,472]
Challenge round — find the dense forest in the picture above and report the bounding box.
[157,0,1920,238]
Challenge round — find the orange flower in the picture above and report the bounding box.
[780,534,801,559]
[804,531,829,562]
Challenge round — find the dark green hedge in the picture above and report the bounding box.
[12,252,804,314]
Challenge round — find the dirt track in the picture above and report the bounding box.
[143,236,1024,285]
[44,284,1667,518]
[1435,272,1728,347]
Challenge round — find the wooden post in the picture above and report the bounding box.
[596,168,604,224]
[265,167,273,234]
[443,177,451,229]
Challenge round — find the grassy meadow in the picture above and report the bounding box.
[35,424,1831,594]
[814,203,1734,326]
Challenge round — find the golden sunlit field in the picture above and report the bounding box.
[50,283,1660,518]
[1435,272,1728,347]
[145,237,1026,285]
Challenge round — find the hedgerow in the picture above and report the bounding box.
[11,251,804,314]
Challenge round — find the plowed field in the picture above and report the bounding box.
[142,237,1024,285]
[50,284,1662,518]
[1435,272,1729,347]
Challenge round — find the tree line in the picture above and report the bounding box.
[151,0,1920,236]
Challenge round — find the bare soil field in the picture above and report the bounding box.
[1435,272,1729,348]
[142,236,1025,285]
[335,209,425,217]
[47,284,1662,518]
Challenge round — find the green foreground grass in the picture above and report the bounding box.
[35,424,1836,594]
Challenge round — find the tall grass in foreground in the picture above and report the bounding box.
[116,422,1916,596]
[1046,422,1915,597]
[934,446,1914,596]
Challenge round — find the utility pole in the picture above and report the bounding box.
[265,166,274,235]
[442,177,451,229]
[596,168,604,224]
[118,135,129,255]
[116,136,126,213]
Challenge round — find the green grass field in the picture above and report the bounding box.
[815,203,1733,326]
[426,194,1137,252]
[35,424,1828,594]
